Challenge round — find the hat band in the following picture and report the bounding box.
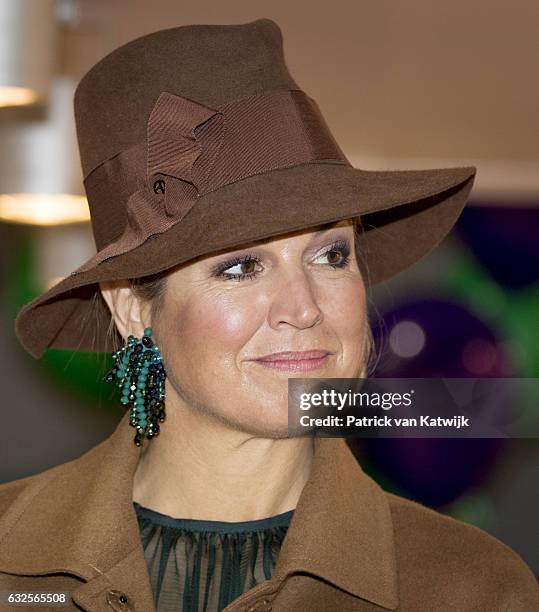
[76,89,350,274]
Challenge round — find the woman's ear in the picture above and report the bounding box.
[99,280,146,340]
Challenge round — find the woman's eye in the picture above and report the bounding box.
[225,260,257,276]
[214,255,262,281]
[315,240,351,268]
[324,250,344,265]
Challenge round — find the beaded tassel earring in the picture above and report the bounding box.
[104,327,166,447]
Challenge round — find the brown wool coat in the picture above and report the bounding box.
[0,410,537,612]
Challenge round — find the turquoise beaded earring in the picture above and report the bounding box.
[104,328,166,446]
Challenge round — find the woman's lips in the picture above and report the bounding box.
[251,350,331,372]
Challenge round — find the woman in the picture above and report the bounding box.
[1,18,537,612]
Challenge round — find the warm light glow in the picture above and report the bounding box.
[45,276,66,291]
[0,86,39,107]
[0,194,90,225]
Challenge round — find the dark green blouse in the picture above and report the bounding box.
[133,501,294,612]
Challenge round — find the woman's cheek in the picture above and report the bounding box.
[320,274,364,317]
[174,294,256,355]
[340,288,366,337]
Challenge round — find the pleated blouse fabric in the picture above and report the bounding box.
[133,501,294,612]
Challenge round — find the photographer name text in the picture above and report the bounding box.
[299,414,470,429]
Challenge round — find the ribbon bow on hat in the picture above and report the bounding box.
[78,92,224,272]
[146,92,224,214]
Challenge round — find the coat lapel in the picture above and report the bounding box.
[0,410,398,610]
[273,435,399,609]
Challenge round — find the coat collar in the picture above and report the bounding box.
[0,410,398,610]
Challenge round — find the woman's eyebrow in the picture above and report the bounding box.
[243,220,345,249]
[214,221,349,262]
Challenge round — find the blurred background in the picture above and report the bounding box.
[0,0,537,575]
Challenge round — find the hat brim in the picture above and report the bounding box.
[15,161,476,357]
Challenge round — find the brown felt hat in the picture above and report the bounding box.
[15,18,476,358]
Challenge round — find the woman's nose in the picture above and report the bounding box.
[267,269,323,330]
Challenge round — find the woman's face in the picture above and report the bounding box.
[148,219,367,437]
